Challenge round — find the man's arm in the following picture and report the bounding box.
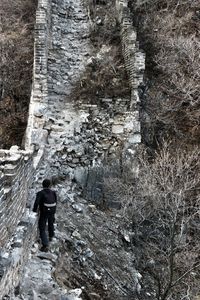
[54,191,57,203]
[33,192,41,212]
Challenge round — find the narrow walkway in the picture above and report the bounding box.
[14,181,140,300]
[6,1,142,299]
[46,0,90,148]
[8,1,92,299]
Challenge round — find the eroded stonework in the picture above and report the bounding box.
[0,0,145,298]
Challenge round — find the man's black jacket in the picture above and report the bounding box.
[33,188,57,215]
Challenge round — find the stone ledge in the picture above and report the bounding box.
[0,210,37,299]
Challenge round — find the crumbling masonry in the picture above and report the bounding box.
[0,0,145,297]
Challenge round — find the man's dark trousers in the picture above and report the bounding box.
[39,212,55,247]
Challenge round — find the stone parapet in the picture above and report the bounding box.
[25,0,52,149]
[116,0,145,107]
[0,148,34,248]
[0,147,36,298]
[0,210,37,297]
[0,0,146,296]
[116,0,145,162]
[0,0,50,296]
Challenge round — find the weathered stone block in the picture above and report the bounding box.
[112,125,124,134]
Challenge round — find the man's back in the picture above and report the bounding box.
[33,179,57,251]
[33,188,57,214]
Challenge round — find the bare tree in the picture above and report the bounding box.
[0,0,37,148]
[104,143,200,299]
[129,0,200,145]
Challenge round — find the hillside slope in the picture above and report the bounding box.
[0,0,37,148]
[129,0,200,147]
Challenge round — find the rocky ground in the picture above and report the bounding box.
[7,180,141,300]
[2,1,141,298]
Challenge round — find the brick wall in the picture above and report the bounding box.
[25,0,51,150]
[0,0,50,250]
[116,0,145,155]
[0,0,145,251]
[0,147,37,298]
[0,148,34,248]
[0,0,145,296]
[0,0,50,297]
[0,209,36,297]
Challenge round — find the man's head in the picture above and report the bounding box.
[42,179,51,188]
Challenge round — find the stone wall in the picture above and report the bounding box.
[0,148,33,248]
[0,0,145,297]
[24,0,145,168]
[0,0,50,297]
[0,0,145,249]
[70,0,145,198]
[0,0,50,249]
[116,0,145,159]
[0,209,36,297]
[25,0,51,150]
[0,147,37,298]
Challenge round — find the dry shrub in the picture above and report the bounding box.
[86,0,119,46]
[129,0,200,145]
[0,0,37,98]
[0,97,27,147]
[0,0,37,148]
[74,45,130,104]
[104,143,200,299]
[73,0,130,104]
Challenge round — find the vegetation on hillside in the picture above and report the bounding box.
[128,0,200,147]
[0,0,37,148]
[119,1,200,298]
[72,0,130,105]
[1,0,199,297]
[104,143,200,299]
[84,1,200,298]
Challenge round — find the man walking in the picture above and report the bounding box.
[33,179,57,252]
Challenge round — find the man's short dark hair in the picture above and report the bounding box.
[42,179,51,188]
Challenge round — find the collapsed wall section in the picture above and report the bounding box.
[0,0,145,295]
[23,0,145,182]
[75,0,145,199]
